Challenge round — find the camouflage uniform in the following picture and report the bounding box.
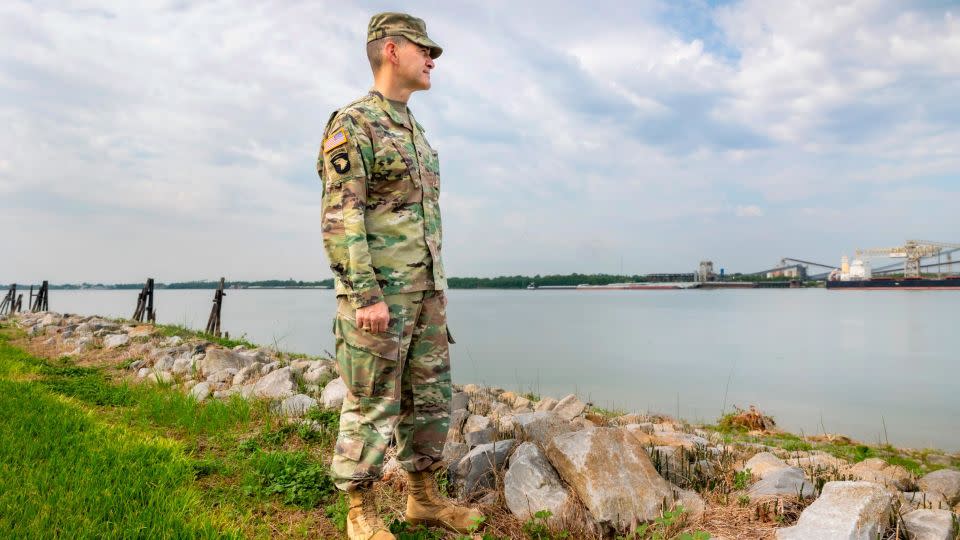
[319,89,452,491]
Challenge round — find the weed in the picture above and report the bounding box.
[733,468,752,491]
[243,450,335,508]
[737,494,751,507]
[324,492,350,532]
[522,510,569,539]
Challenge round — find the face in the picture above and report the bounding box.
[391,40,434,91]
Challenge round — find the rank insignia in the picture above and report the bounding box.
[331,152,351,174]
[323,129,348,153]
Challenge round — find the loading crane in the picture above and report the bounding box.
[856,240,960,278]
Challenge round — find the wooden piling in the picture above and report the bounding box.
[205,277,225,337]
[132,278,156,323]
[30,281,49,312]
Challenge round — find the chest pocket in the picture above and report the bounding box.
[370,133,421,207]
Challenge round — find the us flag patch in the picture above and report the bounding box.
[323,129,348,153]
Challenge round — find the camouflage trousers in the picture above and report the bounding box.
[331,290,453,491]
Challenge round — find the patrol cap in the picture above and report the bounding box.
[367,12,442,59]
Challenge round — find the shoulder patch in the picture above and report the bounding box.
[323,129,348,153]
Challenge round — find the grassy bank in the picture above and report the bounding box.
[0,325,345,538]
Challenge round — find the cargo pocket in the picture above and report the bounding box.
[334,315,403,399]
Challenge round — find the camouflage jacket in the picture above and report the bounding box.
[318,90,446,308]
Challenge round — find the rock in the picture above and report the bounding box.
[171,356,194,375]
[128,325,154,338]
[545,427,679,530]
[303,364,333,384]
[786,451,848,470]
[160,336,183,347]
[251,367,296,399]
[442,441,470,469]
[902,509,957,540]
[279,394,318,417]
[450,391,469,411]
[535,397,558,412]
[206,368,237,385]
[447,409,470,443]
[151,371,174,384]
[320,377,348,409]
[232,363,263,386]
[213,388,237,399]
[462,383,482,395]
[488,401,511,420]
[103,334,130,349]
[154,355,176,372]
[553,394,586,421]
[137,367,151,378]
[747,466,815,499]
[743,452,790,478]
[775,481,893,540]
[676,488,706,521]
[925,454,953,467]
[182,380,198,392]
[512,411,572,449]
[452,439,516,499]
[290,360,313,374]
[198,348,258,378]
[848,458,915,491]
[504,442,573,525]
[512,395,533,411]
[75,322,94,334]
[39,313,61,327]
[918,469,960,505]
[900,491,950,511]
[651,431,710,449]
[623,424,656,446]
[464,415,495,446]
[128,359,148,371]
[260,361,280,376]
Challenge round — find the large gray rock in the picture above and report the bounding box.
[198,348,257,378]
[535,396,558,412]
[918,469,960,505]
[902,509,957,540]
[743,452,790,478]
[553,394,586,421]
[279,394,318,417]
[512,411,572,448]
[463,415,495,446]
[302,364,333,384]
[504,442,573,525]
[447,409,470,443]
[900,491,950,511]
[320,377,348,409]
[545,427,680,530]
[748,466,815,499]
[252,367,296,399]
[103,334,130,349]
[232,363,263,386]
[848,458,914,491]
[190,382,212,402]
[452,439,516,499]
[450,391,469,411]
[206,368,237,385]
[442,441,470,469]
[775,481,894,540]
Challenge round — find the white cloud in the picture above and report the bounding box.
[1,0,958,282]
[735,205,764,218]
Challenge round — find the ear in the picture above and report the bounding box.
[384,40,401,66]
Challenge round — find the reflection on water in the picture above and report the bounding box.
[47,288,960,450]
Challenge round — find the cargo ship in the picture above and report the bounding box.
[826,256,960,290]
[575,282,702,290]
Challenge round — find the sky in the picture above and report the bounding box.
[2,0,959,283]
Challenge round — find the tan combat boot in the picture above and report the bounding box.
[405,470,484,533]
[346,489,395,540]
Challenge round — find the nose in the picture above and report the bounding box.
[426,56,434,69]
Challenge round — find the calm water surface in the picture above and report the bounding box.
[48,289,959,450]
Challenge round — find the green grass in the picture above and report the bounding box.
[156,322,259,350]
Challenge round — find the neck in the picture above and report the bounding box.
[373,72,413,103]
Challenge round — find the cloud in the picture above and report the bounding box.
[735,205,764,218]
[1,0,959,282]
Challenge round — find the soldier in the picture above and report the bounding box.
[317,12,483,540]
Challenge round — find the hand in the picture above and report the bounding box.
[356,301,390,333]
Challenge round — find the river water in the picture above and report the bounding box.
[43,288,959,450]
